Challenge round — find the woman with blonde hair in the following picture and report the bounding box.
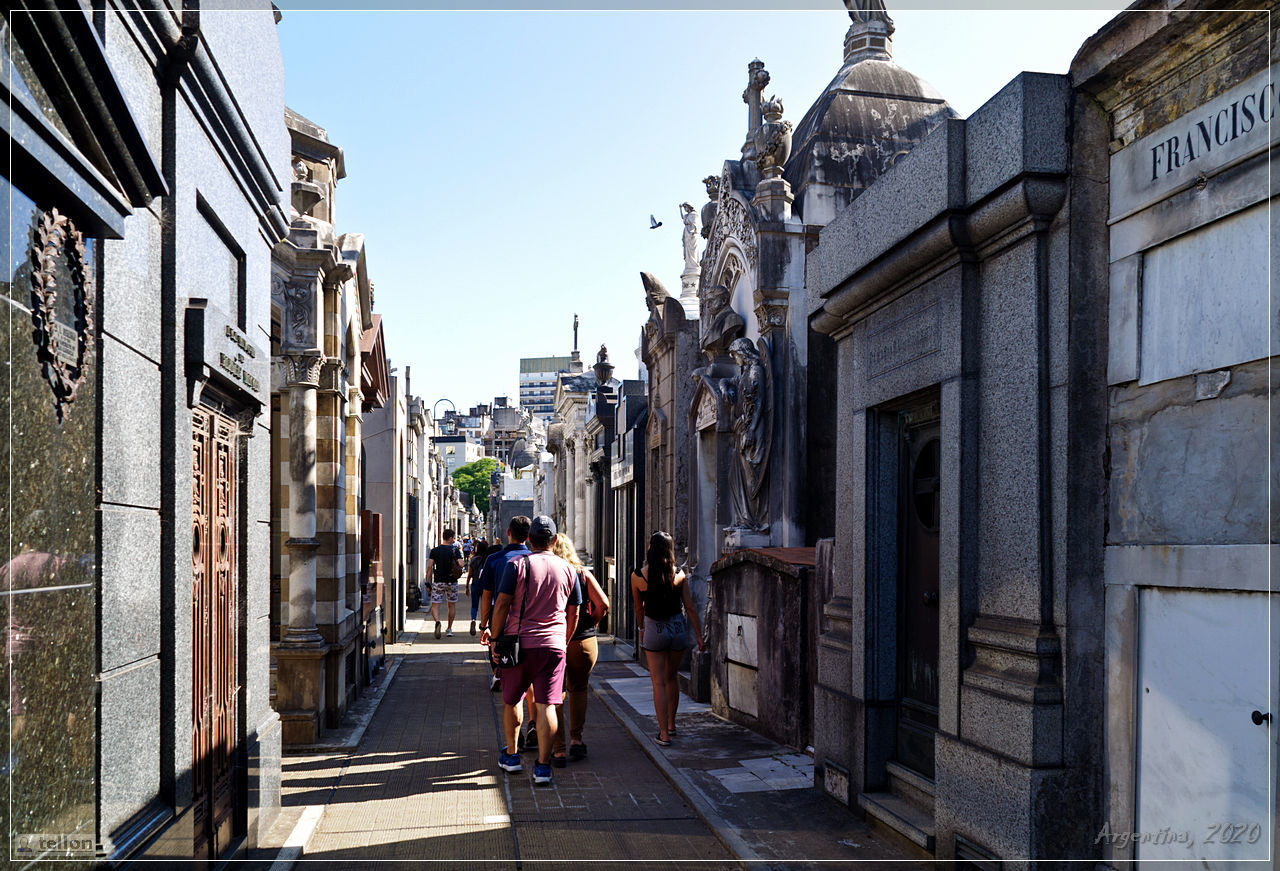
[548,532,609,766]
[631,530,704,746]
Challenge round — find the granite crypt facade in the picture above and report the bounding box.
[3,1,288,863]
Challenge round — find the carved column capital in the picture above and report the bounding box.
[284,351,324,388]
[754,299,788,333]
[319,358,345,394]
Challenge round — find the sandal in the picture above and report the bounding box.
[569,743,588,761]
[551,754,567,768]
[654,734,672,747]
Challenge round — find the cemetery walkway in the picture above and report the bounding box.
[251,615,918,870]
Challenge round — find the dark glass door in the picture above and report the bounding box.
[896,416,940,779]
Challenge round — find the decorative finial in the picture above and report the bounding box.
[842,0,894,63]
[753,96,793,181]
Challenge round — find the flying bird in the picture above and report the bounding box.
[649,214,663,229]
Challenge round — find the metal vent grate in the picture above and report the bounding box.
[954,834,1001,870]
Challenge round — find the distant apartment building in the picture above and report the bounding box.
[432,434,483,477]
[519,355,574,420]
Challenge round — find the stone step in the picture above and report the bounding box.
[885,760,935,811]
[857,790,936,852]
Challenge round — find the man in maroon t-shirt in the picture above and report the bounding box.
[490,515,581,785]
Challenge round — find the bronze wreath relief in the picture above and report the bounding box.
[28,207,94,423]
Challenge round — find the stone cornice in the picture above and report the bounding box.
[809,74,1071,337]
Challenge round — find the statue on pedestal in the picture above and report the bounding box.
[680,203,699,272]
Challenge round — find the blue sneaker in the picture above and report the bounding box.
[498,748,522,773]
[533,762,552,785]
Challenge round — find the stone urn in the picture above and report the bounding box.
[754,97,793,179]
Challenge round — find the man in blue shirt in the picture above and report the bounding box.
[477,515,532,673]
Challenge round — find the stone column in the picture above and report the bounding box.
[574,435,588,548]
[562,439,575,542]
[276,350,327,745]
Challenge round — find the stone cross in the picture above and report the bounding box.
[743,59,770,141]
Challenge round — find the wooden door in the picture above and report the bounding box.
[896,415,940,779]
[191,407,239,859]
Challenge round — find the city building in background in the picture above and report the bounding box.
[519,354,574,420]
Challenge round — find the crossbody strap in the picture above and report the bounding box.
[515,555,532,636]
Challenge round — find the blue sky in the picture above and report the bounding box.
[275,6,1121,413]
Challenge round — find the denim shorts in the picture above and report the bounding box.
[642,614,691,652]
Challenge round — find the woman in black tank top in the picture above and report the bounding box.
[630,531,705,746]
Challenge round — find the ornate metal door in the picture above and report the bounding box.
[896,415,940,779]
[192,407,239,858]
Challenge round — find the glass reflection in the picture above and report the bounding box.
[2,173,98,862]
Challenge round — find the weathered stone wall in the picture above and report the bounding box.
[1074,5,1278,867]
[708,549,812,750]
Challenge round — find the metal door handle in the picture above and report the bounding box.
[1251,710,1271,726]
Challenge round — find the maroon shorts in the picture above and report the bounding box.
[500,646,567,707]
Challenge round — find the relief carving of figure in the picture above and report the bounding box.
[680,203,699,271]
[720,337,772,530]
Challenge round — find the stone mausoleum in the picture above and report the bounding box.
[805,0,1278,864]
[2,1,287,862]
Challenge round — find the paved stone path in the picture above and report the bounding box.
[265,618,739,869]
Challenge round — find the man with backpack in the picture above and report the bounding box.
[424,528,464,638]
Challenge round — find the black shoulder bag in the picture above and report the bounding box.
[492,556,531,669]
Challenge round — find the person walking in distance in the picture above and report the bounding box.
[631,531,705,746]
[424,528,464,639]
[549,533,608,767]
[465,538,490,636]
[491,515,581,785]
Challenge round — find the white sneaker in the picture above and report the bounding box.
[446,629,454,637]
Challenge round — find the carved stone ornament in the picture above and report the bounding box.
[282,280,312,345]
[702,193,758,277]
[754,97,793,178]
[700,175,720,240]
[284,353,324,387]
[641,271,670,315]
[28,208,94,423]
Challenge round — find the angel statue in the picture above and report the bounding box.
[721,337,772,530]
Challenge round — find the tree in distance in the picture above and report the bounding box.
[453,457,499,516]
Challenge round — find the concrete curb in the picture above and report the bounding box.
[591,673,763,871]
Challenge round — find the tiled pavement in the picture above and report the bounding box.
[251,617,923,869]
[589,657,923,870]
[254,617,738,869]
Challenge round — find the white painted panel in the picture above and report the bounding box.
[727,662,759,718]
[1139,201,1272,385]
[726,612,758,666]
[1136,588,1273,866]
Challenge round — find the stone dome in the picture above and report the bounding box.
[783,25,956,226]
